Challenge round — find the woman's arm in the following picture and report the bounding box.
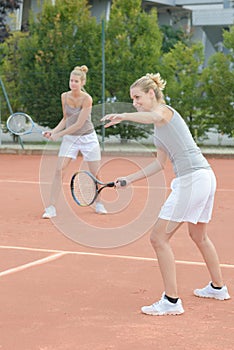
[117,148,168,185]
[50,94,92,140]
[51,93,67,133]
[44,93,67,139]
[51,118,66,134]
[101,105,173,128]
[101,110,163,128]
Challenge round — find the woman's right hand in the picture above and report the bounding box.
[115,177,129,188]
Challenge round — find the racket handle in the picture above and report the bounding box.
[118,180,127,187]
[42,131,51,137]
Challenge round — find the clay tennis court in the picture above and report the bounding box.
[0,151,233,350]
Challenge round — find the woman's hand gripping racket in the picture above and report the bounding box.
[70,170,127,207]
[7,112,46,136]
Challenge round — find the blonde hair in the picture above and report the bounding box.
[131,73,166,103]
[70,65,88,83]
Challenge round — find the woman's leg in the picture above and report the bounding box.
[49,156,71,206]
[87,160,107,214]
[188,222,223,286]
[86,160,101,178]
[150,218,182,298]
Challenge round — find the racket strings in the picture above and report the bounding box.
[8,114,33,134]
[73,172,97,206]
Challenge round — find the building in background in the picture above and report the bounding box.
[11,0,234,65]
[88,0,234,65]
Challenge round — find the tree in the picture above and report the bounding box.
[0,0,21,43]
[200,26,234,138]
[103,0,163,142]
[223,25,234,58]
[161,41,209,140]
[1,0,101,128]
[0,31,27,116]
[105,0,162,101]
[160,24,190,53]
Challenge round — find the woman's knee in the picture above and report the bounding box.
[54,167,63,178]
[150,229,159,248]
[150,226,167,249]
[55,158,70,177]
[188,223,207,244]
[150,219,177,248]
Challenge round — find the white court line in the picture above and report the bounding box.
[0,179,47,185]
[0,245,233,270]
[0,179,233,192]
[0,252,66,277]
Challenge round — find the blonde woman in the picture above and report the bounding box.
[43,65,107,218]
[101,73,230,315]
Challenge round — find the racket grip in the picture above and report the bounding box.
[119,180,127,187]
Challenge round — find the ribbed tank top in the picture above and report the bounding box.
[65,98,94,136]
[154,106,210,177]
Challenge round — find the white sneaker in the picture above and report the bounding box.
[141,293,184,316]
[95,202,107,215]
[42,205,56,219]
[194,282,230,300]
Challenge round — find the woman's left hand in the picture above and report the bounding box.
[49,132,61,142]
[101,113,125,128]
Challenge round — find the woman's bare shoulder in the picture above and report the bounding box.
[61,91,68,100]
[82,91,93,105]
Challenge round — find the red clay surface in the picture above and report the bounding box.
[0,153,233,350]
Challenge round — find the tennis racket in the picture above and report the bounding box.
[7,112,45,136]
[70,170,127,206]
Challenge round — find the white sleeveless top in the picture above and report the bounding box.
[154,106,210,177]
[65,94,94,136]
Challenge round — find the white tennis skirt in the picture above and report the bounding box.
[58,131,101,161]
[158,169,216,224]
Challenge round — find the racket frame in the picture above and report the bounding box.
[70,170,116,207]
[6,112,44,136]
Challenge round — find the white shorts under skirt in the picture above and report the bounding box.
[58,132,101,161]
[158,169,216,224]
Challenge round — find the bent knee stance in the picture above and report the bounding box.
[55,163,68,179]
[150,231,159,248]
[188,223,208,245]
[150,229,168,250]
[150,220,175,249]
[54,168,63,179]
[190,233,209,248]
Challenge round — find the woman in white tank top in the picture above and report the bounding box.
[101,73,230,315]
[42,65,107,217]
